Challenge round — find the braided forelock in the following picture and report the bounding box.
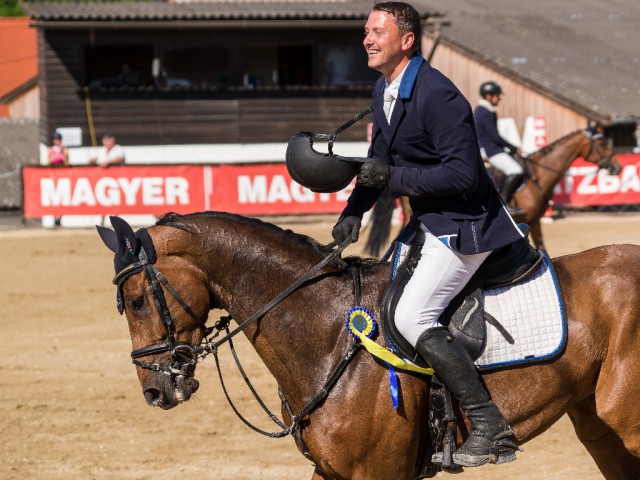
[373,2,422,52]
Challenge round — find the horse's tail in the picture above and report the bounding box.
[364,187,395,257]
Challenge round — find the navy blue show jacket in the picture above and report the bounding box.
[473,103,519,158]
[341,54,524,255]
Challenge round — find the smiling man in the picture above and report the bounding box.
[331,1,524,468]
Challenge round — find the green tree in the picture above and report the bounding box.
[0,0,25,16]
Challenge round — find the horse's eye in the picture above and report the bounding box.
[130,296,145,311]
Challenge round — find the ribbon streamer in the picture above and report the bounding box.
[346,307,434,376]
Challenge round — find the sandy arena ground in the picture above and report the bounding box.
[1,212,639,480]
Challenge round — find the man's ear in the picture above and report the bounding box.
[401,32,416,52]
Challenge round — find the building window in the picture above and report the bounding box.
[161,46,230,89]
[85,45,153,89]
[318,44,378,86]
[241,45,279,88]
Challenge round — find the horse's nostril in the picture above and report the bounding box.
[144,388,162,406]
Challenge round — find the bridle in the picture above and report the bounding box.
[583,130,617,174]
[113,246,213,377]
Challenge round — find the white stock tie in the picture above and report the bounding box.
[383,89,394,123]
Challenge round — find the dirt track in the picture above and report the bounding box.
[2,212,639,479]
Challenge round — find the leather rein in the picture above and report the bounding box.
[113,236,363,439]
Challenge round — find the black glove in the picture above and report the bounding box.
[332,215,361,244]
[357,158,390,188]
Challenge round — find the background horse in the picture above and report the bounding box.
[511,129,620,249]
[364,129,620,256]
[100,212,640,480]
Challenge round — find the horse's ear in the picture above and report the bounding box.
[97,225,118,253]
[108,216,140,262]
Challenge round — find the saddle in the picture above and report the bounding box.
[380,226,542,365]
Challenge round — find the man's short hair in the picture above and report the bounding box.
[373,2,422,51]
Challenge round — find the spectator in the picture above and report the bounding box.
[89,134,125,167]
[47,132,69,167]
[116,63,143,88]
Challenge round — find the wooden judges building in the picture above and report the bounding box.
[25,0,435,149]
[25,0,640,153]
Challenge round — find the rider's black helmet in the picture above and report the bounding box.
[479,81,502,97]
[286,132,365,193]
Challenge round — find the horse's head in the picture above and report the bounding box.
[582,126,622,176]
[97,216,212,410]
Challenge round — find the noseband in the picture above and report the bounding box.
[113,247,212,376]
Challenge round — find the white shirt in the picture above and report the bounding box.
[383,62,410,121]
[93,144,125,166]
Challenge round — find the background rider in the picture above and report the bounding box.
[474,81,524,215]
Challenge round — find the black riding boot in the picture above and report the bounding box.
[500,174,524,216]
[415,327,519,467]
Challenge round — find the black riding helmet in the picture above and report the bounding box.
[479,81,502,98]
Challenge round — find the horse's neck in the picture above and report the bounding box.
[200,221,359,402]
[531,134,585,194]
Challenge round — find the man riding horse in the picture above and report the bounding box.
[331,1,524,467]
[474,81,525,216]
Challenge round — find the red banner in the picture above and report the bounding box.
[209,164,353,215]
[23,165,206,217]
[552,154,640,206]
[22,164,354,218]
[22,155,640,218]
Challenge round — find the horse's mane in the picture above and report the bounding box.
[155,211,369,269]
[528,130,583,158]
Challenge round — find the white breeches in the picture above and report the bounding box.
[487,152,523,176]
[394,225,491,347]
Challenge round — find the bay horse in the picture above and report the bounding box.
[364,129,621,256]
[98,212,640,479]
[509,129,620,249]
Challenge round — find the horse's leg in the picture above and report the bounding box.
[568,395,640,478]
[528,217,544,249]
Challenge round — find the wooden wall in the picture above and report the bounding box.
[7,87,40,120]
[422,37,588,143]
[38,28,374,147]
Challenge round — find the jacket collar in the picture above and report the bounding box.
[398,53,424,99]
[376,53,425,146]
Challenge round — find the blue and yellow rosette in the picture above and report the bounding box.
[346,307,434,376]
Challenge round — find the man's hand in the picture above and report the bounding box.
[332,215,361,244]
[357,158,390,188]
